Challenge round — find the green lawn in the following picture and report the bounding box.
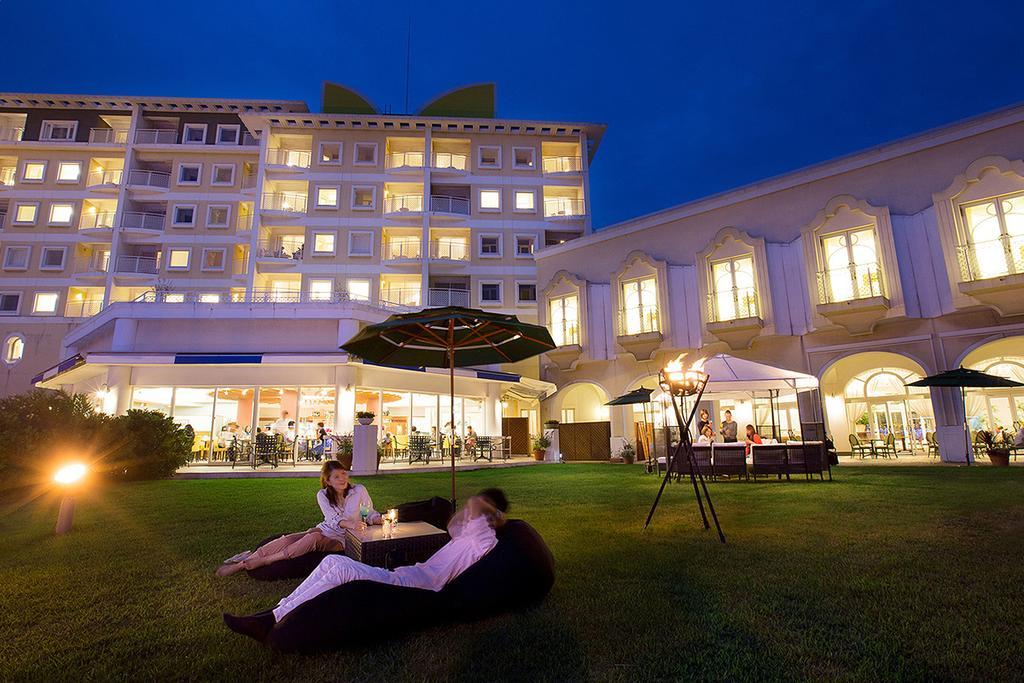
[1,465,1022,681]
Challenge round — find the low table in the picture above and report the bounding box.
[345,521,449,569]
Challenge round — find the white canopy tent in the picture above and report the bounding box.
[699,354,819,394]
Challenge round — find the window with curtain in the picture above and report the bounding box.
[620,277,659,335]
[549,295,579,346]
[710,255,758,321]
[819,227,883,303]
[960,193,1024,280]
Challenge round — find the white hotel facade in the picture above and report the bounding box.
[1,83,1023,463]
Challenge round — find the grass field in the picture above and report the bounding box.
[1,464,1022,681]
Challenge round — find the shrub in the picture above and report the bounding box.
[355,411,375,420]
[532,435,551,451]
[104,410,192,481]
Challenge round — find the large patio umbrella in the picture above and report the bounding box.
[341,306,556,503]
[606,388,655,461]
[907,367,1024,465]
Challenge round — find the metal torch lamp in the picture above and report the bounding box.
[643,357,726,544]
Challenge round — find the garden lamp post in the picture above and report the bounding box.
[54,463,87,535]
[643,355,726,544]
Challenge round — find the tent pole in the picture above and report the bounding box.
[449,322,457,505]
[962,385,971,466]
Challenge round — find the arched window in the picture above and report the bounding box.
[960,193,1024,280]
[3,334,24,365]
[843,368,926,399]
[710,255,757,321]
[821,226,883,302]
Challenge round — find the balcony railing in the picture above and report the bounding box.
[79,211,117,230]
[236,212,255,232]
[256,240,304,259]
[134,129,178,145]
[544,197,586,218]
[0,166,15,186]
[706,287,759,323]
[266,148,311,168]
[816,263,885,304]
[0,212,7,227]
[89,128,128,144]
[542,156,583,174]
[431,152,468,172]
[121,211,166,231]
[430,195,470,215]
[383,239,422,260]
[127,169,171,189]
[125,289,414,312]
[429,240,470,261]
[0,127,25,142]
[115,255,159,274]
[261,192,308,213]
[86,169,123,187]
[619,305,660,336]
[957,236,1024,282]
[385,151,426,169]
[384,194,424,214]
[65,298,104,317]
[82,253,110,273]
[241,172,259,190]
[426,288,469,307]
[241,132,259,147]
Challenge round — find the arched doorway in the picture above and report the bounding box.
[555,382,609,424]
[820,352,934,454]
[961,337,1024,439]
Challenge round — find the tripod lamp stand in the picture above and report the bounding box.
[643,355,726,544]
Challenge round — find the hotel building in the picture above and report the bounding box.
[0,84,602,460]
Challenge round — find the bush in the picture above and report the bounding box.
[104,409,192,481]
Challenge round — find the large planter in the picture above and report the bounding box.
[532,449,546,461]
[988,450,1011,467]
[357,417,373,426]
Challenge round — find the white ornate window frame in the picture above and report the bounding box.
[540,270,588,369]
[696,227,773,334]
[610,251,669,338]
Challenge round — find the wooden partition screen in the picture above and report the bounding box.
[501,417,530,456]
[558,421,612,461]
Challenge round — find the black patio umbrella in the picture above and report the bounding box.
[606,388,655,461]
[341,306,556,503]
[907,367,1024,465]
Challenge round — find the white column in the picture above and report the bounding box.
[352,424,378,474]
[111,318,137,352]
[106,365,132,416]
[334,365,357,435]
[484,384,501,436]
[931,386,970,463]
[246,125,271,297]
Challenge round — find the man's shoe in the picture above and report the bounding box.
[223,611,275,643]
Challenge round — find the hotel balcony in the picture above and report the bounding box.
[236,212,255,234]
[431,152,468,175]
[120,211,166,240]
[956,236,1024,316]
[427,287,470,307]
[382,238,422,262]
[617,304,663,361]
[815,263,890,334]
[261,192,307,216]
[705,288,764,350]
[114,254,159,280]
[86,169,123,192]
[89,128,129,145]
[64,297,105,318]
[385,151,426,174]
[256,239,303,270]
[542,156,583,175]
[134,129,179,145]
[265,147,312,170]
[544,197,587,220]
[0,127,25,142]
[241,171,259,193]
[430,194,470,219]
[0,166,14,188]
[383,194,424,218]
[380,287,423,308]
[79,210,117,238]
[429,239,470,263]
[126,169,171,192]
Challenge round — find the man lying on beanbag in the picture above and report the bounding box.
[223,488,509,643]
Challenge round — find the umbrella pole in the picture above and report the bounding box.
[450,336,457,506]
[962,385,971,467]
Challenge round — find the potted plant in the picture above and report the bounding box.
[355,411,375,426]
[532,435,551,461]
[543,419,560,430]
[617,442,636,465]
[976,430,1011,467]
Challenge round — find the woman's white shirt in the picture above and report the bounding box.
[316,484,379,543]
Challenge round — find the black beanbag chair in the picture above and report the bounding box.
[265,519,555,653]
[246,497,455,581]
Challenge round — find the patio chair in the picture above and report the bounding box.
[784,442,809,480]
[474,436,493,462]
[800,441,832,481]
[673,444,713,481]
[392,434,409,460]
[875,433,898,459]
[711,443,747,481]
[409,434,432,464]
[750,444,788,481]
[253,432,279,469]
[925,431,940,458]
[229,437,252,469]
[848,434,874,459]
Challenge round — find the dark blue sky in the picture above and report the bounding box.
[2,0,1022,227]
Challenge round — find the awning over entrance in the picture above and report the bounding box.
[699,354,818,394]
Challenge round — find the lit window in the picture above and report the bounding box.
[710,255,758,322]
[202,249,226,271]
[3,246,30,270]
[478,146,501,169]
[3,335,24,364]
[172,206,196,227]
[820,227,881,303]
[14,204,38,224]
[316,187,339,208]
[480,235,501,256]
[349,231,373,256]
[198,293,221,303]
[211,164,235,185]
[347,279,370,301]
[309,278,333,301]
[33,292,59,314]
[320,142,342,164]
[354,143,378,165]
[41,121,77,141]
[515,235,535,256]
[479,190,501,211]
[216,125,240,145]
[352,186,376,209]
[961,194,1024,280]
[480,282,502,303]
[0,293,21,315]
[517,282,537,303]
[206,205,230,228]
[513,147,536,169]
[182,124,207,144]
[514,191,535,212]
[549,295,579,346]
[39,247,66,271]
[22,162,46,182]
[621,277,659,335]
[49,204,74,225]
[178,164,201,185]
[313,232,336,255]
[57,162,82,182]
[164,293,185,303]
[168,249,191,270]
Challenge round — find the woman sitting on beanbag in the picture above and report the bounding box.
[223,488,508,642]
[216,460,381,577]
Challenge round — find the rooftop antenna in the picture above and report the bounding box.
[404,17,412,114]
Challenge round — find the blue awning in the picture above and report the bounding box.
[174,354,263,365]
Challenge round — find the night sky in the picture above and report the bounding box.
[2,0,1022,228]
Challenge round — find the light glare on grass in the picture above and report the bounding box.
[54,463,87,485]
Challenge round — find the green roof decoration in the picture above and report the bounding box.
[418,83,495,118]
[321,81,378,115]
